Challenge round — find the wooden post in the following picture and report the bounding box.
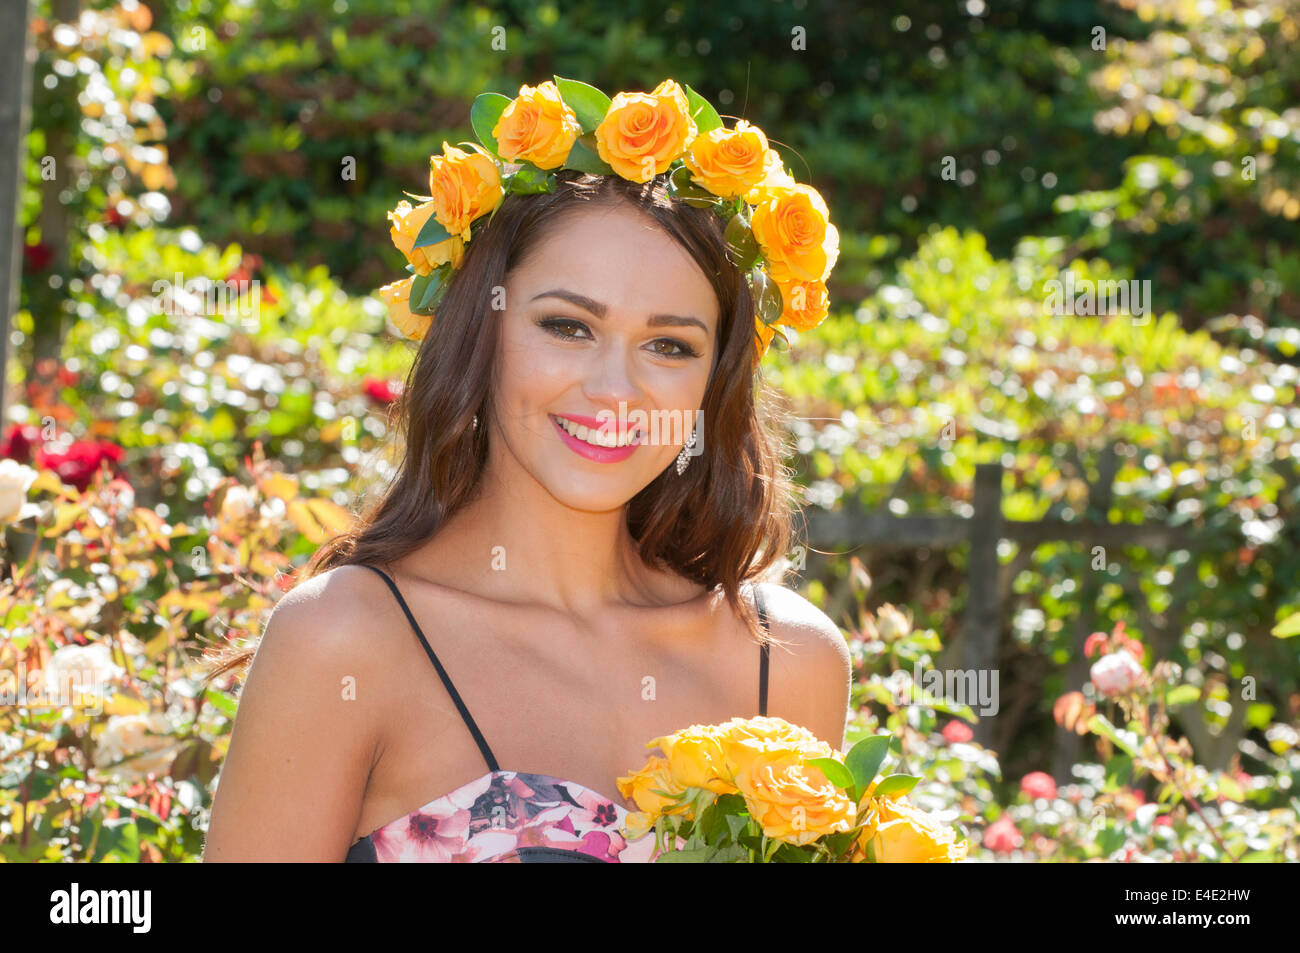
[960,460,1004,749]
[0,0,35,425]
[1052,443,1119,782]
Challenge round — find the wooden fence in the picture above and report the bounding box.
[801,443,1202,778]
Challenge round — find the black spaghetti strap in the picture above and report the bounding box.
[754,583,771,717]
[358,563,500,773]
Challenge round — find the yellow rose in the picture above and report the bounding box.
[858,794,968,863]
[387,200,466,275]
[595,79,697,183]
[712,716,832,777]
[683,119,770,199]
[615,754,694,817]
[733,749,857,846]
[649,724,737,794]
[493,81,582,170]
[428,141,504,240]
[773,276,830,331]
[376,276,432,341]
[742,149,797,206]
[751,183,840,283]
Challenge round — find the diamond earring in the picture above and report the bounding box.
[675,425,698,475]
[472,414,479,431]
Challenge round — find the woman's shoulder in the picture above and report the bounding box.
[750,581,852,744]
[260,563,417,665]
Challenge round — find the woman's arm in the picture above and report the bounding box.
[202,569,384,861]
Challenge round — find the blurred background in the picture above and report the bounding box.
[1,0,1297,862]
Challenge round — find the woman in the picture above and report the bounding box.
[202,86,849,862]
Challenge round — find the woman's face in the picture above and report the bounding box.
[492,201,720,512]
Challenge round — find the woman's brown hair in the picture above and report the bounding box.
[206,168,799,682]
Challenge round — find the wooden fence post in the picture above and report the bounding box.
[1052,443,1119,782]
[1,0,35,425]
[961,460,1004,749]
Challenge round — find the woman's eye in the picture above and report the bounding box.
[539,318,590,340]
[538,318,700,359]
[650,339,700,359]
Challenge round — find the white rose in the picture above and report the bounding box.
[0,459,39,525]
[874,603,912,642]
[1090,649,1144,697]
[45,643,124,698]
[218,484,257,527]
[93,713,178,780]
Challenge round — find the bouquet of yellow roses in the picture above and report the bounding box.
[616,716,968,863]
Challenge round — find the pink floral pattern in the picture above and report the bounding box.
[349,771,663,863]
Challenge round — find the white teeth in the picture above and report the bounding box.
[555,416,640,448]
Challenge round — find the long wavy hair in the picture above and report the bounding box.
[207,168,799,682]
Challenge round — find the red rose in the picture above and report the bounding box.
[23,241,54,273]
[941,720,974,744]
[363,376,402,405]
[983,815,1022,854]
[36,440,127,492]
[1,423,42,463]
[1020,771,1058,801]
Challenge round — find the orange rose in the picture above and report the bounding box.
[427,141,503,240]
[773,276,830,331]
[595,79,696,183]
[376,276,432,341]
[387,200,465,275]
[751,183,839,283]
[733,749,857,846]
[857,793,968,862]
[742,149,797,206]
[647,724,737,795]
[683,119,771,199]
[615,754,695,816]
[493,81,582,170]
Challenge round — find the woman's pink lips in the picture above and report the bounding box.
[551,414,642,463]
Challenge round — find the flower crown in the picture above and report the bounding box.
[377,77,839,363]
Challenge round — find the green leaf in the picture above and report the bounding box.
[682,83,723,134]
[412,211,453,250]
[748,266,783,326]
[805,757,854,791]
[871,774,921,799]
[553,76,611,133]
[1087,713,1139,757]
[91,817,140,863]
[470,92,512,159]
[1271,612,1300,638]
[1164,684,1200,707]
[562,134,615,176]
[725,213,761,270]
[504,164,556,195]
[653,845,716,863]
[414,266,450,313]
[845,733,892,800]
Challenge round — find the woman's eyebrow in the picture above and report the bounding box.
[530,289,708,333]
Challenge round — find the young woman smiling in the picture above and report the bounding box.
[202,165,850,863]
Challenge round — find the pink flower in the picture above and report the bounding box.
[1153,815,1172,828]
[1083,632,1108,658]
[941,720,974,744]
[983,815,1022,854]
[1020,771,1057,801]
[1090,648,1144,697]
